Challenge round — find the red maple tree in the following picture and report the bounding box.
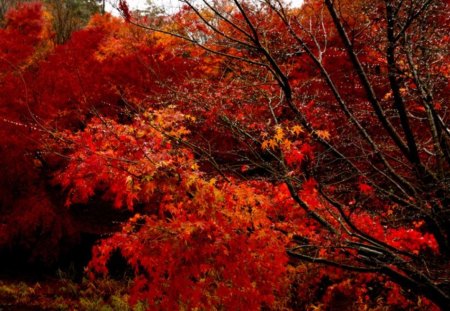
[0,1,448,310]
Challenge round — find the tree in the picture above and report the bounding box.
[0,3,195,266]
[46,0,101,43]
[0,0,26,21]
[0,2,78,265]
[112,0,449,308]
[0,0,448,309]
[1,0,102,42]
[54,110,290,309]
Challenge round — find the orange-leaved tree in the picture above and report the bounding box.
[0,3,198,265]
[53,108,291,309]
[113,0,449,309]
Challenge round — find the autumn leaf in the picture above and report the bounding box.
[358,182,374,195]
[291,125,304,136]
[274,126,284,142]
[316,130,331,140]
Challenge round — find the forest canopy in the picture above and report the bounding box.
[0,0,448,310]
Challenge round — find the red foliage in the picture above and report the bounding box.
[0,1,448,310]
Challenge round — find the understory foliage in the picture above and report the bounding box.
[0,0,449,310]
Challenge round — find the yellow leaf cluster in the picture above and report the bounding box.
[274,126,284,142]
[262,139,278,150]
[316,130,331,140]
[261,124,305,150]
[290,125,304,136]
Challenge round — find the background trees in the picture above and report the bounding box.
[0,0,101,42]
[47,0,101,43]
